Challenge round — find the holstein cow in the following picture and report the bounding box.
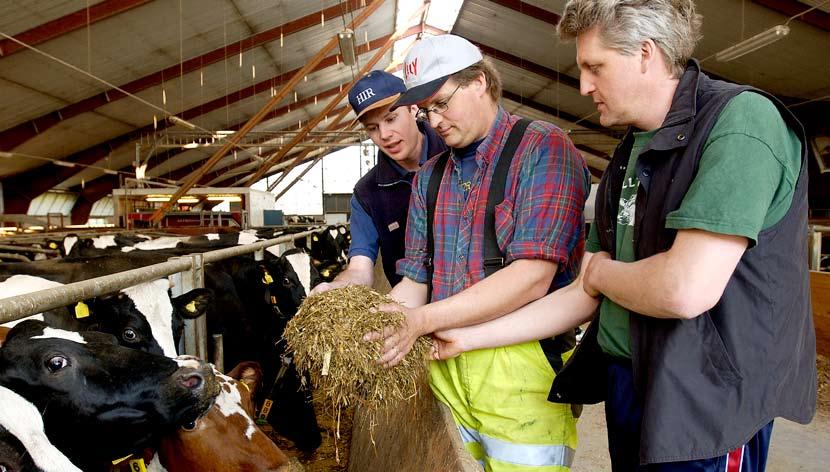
[0,275,212,358]
[210,253,322,453]
[309,226,348,282]
[0,385,81,472]
[0,320,218,471]
[154,361,291,472]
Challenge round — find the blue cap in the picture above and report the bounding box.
[348,70,406,120]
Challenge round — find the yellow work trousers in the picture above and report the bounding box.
[430,341,578,472]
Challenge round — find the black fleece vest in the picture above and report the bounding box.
[352,122,447,286]
[550,60,816,464]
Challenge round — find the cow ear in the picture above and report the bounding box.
[172,288,213,319]
[226,361,263,397]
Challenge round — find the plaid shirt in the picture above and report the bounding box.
[397,107,591,301]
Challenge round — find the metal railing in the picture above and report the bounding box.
[809,224,830,271]
[0,228,325,361]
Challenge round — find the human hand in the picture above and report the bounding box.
[309,279,349,295]
[583,251,611,298]
[430,328,466,361]
[364,303,426,368]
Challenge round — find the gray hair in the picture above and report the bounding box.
[557,0,702,77]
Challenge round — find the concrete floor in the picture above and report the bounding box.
[571,404,830,471]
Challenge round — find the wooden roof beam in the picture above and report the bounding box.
[149,0,387,223]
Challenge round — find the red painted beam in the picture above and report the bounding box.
[486,0,560,26]
[0,0,365,152]
[0,0,153,57]
[0,35,390,212]
[752,0,830,31]
[68,175,119,225]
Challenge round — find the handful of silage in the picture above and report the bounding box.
[283,285,430,411]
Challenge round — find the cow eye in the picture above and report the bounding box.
[282,276,292,287]
[45,356,69,373]
[181,420,198,431]
[122,328,137,342]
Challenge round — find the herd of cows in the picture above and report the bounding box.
[0,224,351,471]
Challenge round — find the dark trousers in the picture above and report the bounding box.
[605,359,773,472]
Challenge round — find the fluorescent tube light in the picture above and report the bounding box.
[54,160,76,168]
[168,116,198,130]
[715,25,790,62]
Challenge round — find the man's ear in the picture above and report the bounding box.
[640,38,660,74]
[408,104,419,117]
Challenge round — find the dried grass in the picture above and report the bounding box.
[284,285,429,417]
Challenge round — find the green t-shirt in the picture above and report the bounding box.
[586,91,802,358]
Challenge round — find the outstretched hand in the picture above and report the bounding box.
[583,251,611,298]
[430,328,466,361]
[364,303,426,368]
[309,279,348,296]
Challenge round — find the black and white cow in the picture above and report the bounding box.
[0,320,219,471]
[0,275,212,358]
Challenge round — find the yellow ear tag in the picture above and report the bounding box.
[128,458,148,472]
[49,242,58,249]
[74,302,90,319]
[263,272,274,285]
[185,301,197,313]
[111,453,132,465]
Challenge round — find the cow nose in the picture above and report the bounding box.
[179,372,204,390]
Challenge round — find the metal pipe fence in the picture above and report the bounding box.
[0,228,321,325]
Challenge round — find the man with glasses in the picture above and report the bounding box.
[311,71,447,294]
[369,34,591,471]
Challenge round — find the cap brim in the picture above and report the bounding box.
[353,93,402,121]
[393,76,450,109]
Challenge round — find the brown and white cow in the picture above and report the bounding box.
[153,361,292,472]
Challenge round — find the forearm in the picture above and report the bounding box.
[418,258,557,333]
[332,256,375,287]
[459,281,598,351]
[586,230,747,319]
[389,276,429,309]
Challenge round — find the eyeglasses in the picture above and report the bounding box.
[416,84,462,121]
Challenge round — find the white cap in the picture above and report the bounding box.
[395,34,483,107]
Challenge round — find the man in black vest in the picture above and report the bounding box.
[429,2,816,471]
[311,71,446,294]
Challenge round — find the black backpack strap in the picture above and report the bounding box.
[483,118,532,276]
[425,151,451,303]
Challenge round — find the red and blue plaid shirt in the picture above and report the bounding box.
[397,108,591,302]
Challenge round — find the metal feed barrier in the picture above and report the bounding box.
[0,227,327,367]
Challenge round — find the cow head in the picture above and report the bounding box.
[84,280,212,357]
[0,320,219,469]
[157,361,291,471]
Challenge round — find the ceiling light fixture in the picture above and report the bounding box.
[338,29,357,66]
[168,116,198,130]
[715,25,790,62]
[714,0,830,63]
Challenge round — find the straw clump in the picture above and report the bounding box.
[284,285,430,412]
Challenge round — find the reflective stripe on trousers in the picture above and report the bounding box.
[459,424,576,468]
